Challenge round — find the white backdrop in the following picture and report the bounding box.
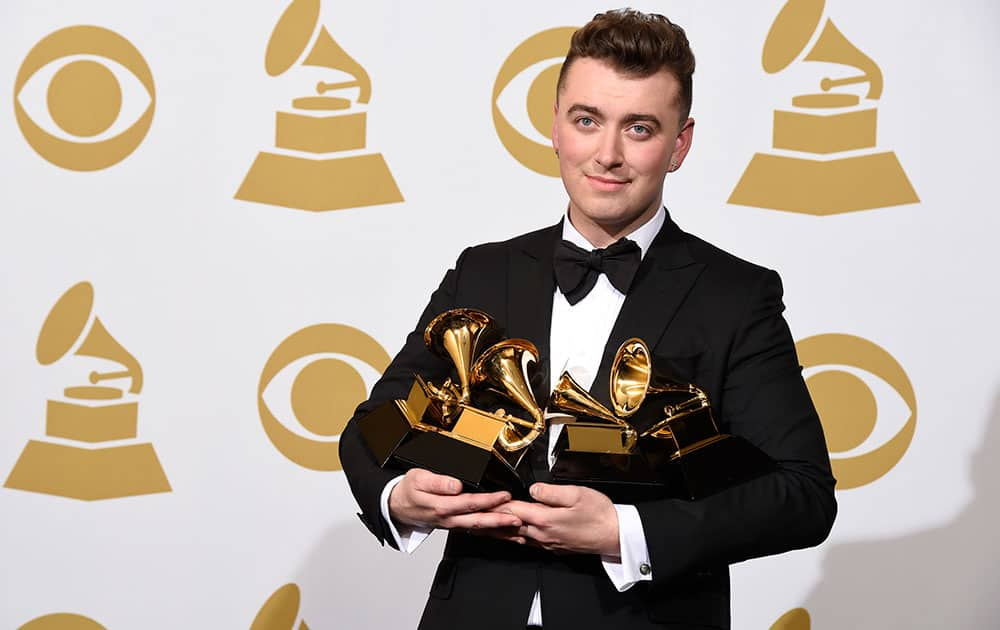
[2,1,998,628]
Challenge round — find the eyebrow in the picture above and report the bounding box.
[565,104,662,129]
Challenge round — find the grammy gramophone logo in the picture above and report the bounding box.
[4,282,170,501]
[235,0,402,211]
[729,0,919,215]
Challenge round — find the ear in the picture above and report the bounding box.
[669,117,695,170]
[551,101,560,154]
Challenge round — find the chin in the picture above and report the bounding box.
[581,205,643,227]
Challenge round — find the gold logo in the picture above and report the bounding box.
[250,583,310,630]
[797,334,916,489]
[492,27,576,177]
[236,0,402,211]
[4,282,170,500]
[14,26,155,171]
[258,323,390,470]
[770,608,811,630]
[18,613,106,630]
[729,0,918,214]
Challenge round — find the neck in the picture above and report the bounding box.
[568,204,661,248]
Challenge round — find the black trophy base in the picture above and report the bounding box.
[394,430,533,497]
[549,428,670,503]
[358,399,533,497]
[357,399,416,467]
[668,434,775,500]
[550,431,774,502]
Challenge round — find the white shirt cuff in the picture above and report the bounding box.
[379,475,433,553]
[601,504,653,591]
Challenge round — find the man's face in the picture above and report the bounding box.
[552,57,694,246]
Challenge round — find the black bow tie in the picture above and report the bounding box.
[553,237,641,305]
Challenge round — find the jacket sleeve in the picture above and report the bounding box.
[636,269,837,584]
[338,249,469,548]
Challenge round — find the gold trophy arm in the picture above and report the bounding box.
[415,374,463,427]
[640,396,713,439]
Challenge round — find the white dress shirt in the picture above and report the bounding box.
[380,208,664,627]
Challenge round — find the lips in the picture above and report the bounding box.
[586,175,629,191]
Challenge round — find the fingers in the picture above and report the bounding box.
[529,482,580,507]
[427,490,512,519]
[408,469,462,496]
[503,499,551,525]
[442,510,522,531]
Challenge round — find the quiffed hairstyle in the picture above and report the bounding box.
[557,8,696,121]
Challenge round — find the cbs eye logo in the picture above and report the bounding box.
[492,27,575,177]
[797,333,917,490]
[14,25,155,171]
[258,324,390,471]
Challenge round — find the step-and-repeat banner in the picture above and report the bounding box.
[2,1,998,628]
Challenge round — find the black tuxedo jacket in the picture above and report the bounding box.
[339,214,837,630]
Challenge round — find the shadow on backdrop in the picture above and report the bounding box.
[294,517,445,628]
[801,389,1000,628]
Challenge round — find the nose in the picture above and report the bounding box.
[595,130,623,170]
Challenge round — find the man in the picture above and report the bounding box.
[339,9,836,629]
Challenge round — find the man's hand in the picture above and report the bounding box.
[387,468,522,534]
[504,483,621,557]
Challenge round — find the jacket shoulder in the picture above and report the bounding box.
[682,231,777,288]
[457,223,560,266]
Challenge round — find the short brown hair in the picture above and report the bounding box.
[557,9,696,122]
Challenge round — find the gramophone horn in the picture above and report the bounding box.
[609,338,654,418]
[805,19,882,99]
[35,282,143,394]
[424,309,501,405]
[265,0,373,102]
[76,318,143,394]
[762,0,882,99]
[303,26,372,103]
[470,339,545,452]
[548,371,618,425]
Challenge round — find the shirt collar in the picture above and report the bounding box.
[561,206,665,260]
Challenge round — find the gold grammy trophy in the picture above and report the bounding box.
[548,338,773,501]
[235,0,402,211]
[729,0,918,215]
[4,282,170,500]
[358,309,545,494]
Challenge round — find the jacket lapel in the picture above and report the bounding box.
[506,222,560,400]
[589,214,705,407]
